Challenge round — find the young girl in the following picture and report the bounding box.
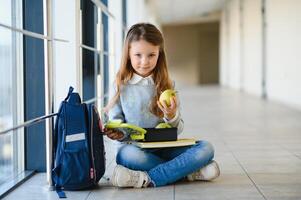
[104,23,220,188]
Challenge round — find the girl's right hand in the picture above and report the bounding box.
[104,128,124,140]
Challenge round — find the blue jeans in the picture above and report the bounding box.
[116,140,214,187]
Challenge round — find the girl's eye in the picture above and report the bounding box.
[135,54,141,57]
[149,54,156,57]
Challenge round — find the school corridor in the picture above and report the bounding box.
[3,85,301,200]
[1,0,301,199]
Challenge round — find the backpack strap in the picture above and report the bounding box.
[55,187,67,198]
[52,102,66,198]
[52,103,60,181]
[52,86,76,199]
[64,86,74,101]
[52,102,63,161]
[64,86,81,105]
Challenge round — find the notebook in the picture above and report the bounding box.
[131,138,196,148]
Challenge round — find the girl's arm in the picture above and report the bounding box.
[107,98,130,141]
[163,110,184,134]
[157,95,184,135]
[108,98,125,122]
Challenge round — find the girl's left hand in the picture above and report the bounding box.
[103,128,124,140]
[157,96,177,120]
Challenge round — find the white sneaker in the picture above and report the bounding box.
[111,165,150,188]
[187,160,220,181]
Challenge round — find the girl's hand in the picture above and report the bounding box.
[157,96,177,120]
[104,128,124,140]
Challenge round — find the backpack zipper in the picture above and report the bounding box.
[90,106,97,183]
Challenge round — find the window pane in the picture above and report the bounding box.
[82,0,98,102]
[0,0,23,188]
[0,0,13,186]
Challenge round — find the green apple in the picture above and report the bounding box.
[155,123,172,128]
[159,89,176,106]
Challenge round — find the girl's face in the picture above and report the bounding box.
[129,39,160,77]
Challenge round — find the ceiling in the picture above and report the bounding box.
[148,0,225,25]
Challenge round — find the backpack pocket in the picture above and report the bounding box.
[59,148,91,186]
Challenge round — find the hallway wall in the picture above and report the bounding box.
[126,0,160,28]
[265,0,301,110]
[226,0,241,90]
[220,0,301,110]
[163,23,219,86]
[241,0,263,96]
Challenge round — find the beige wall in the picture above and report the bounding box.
[162,22,219,86]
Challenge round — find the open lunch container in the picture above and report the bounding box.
[143,127,177,142]
[105,120,177,142]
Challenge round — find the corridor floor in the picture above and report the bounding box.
[4,86,301,200]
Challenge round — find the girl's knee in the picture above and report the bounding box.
[116,144,139,164]
[195,140,215,160]
[116,144,148,168]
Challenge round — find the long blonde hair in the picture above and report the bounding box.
[107,23,173,118]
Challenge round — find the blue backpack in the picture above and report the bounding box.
[52,87,106,198]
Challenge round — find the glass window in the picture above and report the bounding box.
[101,0,109,105]
[0,0,24,190]
[81,0,112,109]
[81,0,98,102]
[122,0,127,39]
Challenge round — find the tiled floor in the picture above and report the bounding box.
[4,85,301,200]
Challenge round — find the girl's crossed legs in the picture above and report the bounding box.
[114,140,218,187]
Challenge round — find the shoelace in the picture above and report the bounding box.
[127,171,140,186]
[193,170,205,180]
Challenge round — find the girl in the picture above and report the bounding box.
[104,23,220,188]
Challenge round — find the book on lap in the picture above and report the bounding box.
[104,120,196,148]
[131,138,196,148]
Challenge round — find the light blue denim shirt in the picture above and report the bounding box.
[108,73,184,141]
